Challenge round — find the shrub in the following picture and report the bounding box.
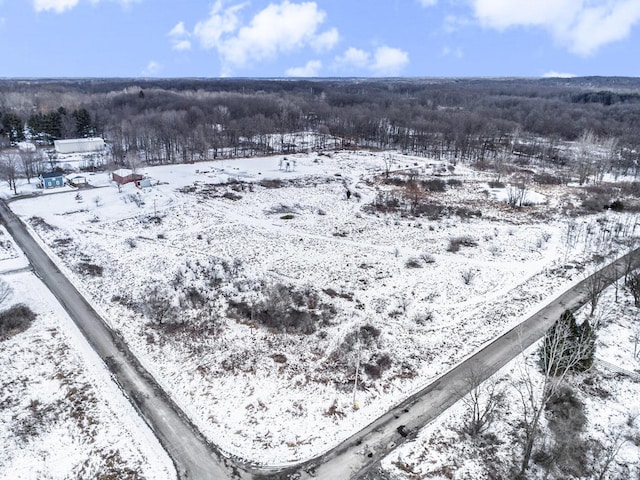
[488,180,505,188]
[609,199,624,211]
[405,257,422,268]
[77,262,103,277]
[259,179,285,189]
[0,304,36,339]
[413,310,434,325]
[580,194,609,212]
[222,191,242,201]
[364,353,393,379]
[461,269,476,285]
[420,253,436,264]
[448,236,477,252]
[534,172,567,185]
[422,178,447,192]
[447,178,463,187]
[367,192,402,214]
[230,283,335,334]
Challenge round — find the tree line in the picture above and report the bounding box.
[0,77,639,170]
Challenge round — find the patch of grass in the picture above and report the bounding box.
[280,214,295,220]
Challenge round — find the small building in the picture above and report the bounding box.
[135,178,152,189]
[112,168,143,185]
[67,175,87,187]
[54,138,105,155]
[40,171,65,189]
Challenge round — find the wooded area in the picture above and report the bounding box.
[1,77,639,173]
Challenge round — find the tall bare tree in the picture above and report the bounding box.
[0,152,20,194]
[460,366,504,437]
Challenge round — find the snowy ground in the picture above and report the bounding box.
[0,226,175,480]
[4,150,639,466]
[381,281,640,480]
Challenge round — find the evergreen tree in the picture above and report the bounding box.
[1,113,25,142]
[72,108,93,137]
[540,310,596,376]
[27,111,62,142]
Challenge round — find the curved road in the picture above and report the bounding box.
[2,197,638,480]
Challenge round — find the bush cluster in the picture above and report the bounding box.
[0,304,36,339]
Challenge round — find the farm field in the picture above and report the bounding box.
[7,150,640,467]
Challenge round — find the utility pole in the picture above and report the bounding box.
[353,334,361,410]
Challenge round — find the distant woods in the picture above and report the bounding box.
[1,77,640,169]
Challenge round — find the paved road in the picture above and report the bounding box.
[0,200,247,480]
[3,195,639,480]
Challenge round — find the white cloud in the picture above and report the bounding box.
[334,45,409,76]
[312,27,339,52]
[543,71,576,78]
[33,0,139,13]
[169,21,192,51]
[335,47,370,68]
[193,1,244,50]
[371,46,409,76]
[190,1,338,74]
[34,0,79,13]
[172,40,192,51]
[470,0,640,55]
[169,21,187,37]
[418,0,437,6]
[285,59,322,77]
[142,60,161,75]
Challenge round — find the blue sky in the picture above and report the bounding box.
[1,0,639,78]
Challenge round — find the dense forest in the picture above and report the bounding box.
[1,77,639,173]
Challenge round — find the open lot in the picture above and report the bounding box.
[7,150,639,466]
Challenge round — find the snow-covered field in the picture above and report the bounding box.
[0,227,175,479]
[5,150,639,466]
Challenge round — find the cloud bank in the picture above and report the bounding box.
[470,0,640,55]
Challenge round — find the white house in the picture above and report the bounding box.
[54,138,105,154]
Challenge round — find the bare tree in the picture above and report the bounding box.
[0,152,19,194]
[0,279,12,307]
[18,151,37,184]
[584,270,610,317]
[627,271,640,308]
[507,175,531,208]
[460,366,504,437]
[575,131,596,185]
[591,424,632,480]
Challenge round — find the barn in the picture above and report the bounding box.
[112,168,143,185]
[40,171,65,189]
[54,138,105,154]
